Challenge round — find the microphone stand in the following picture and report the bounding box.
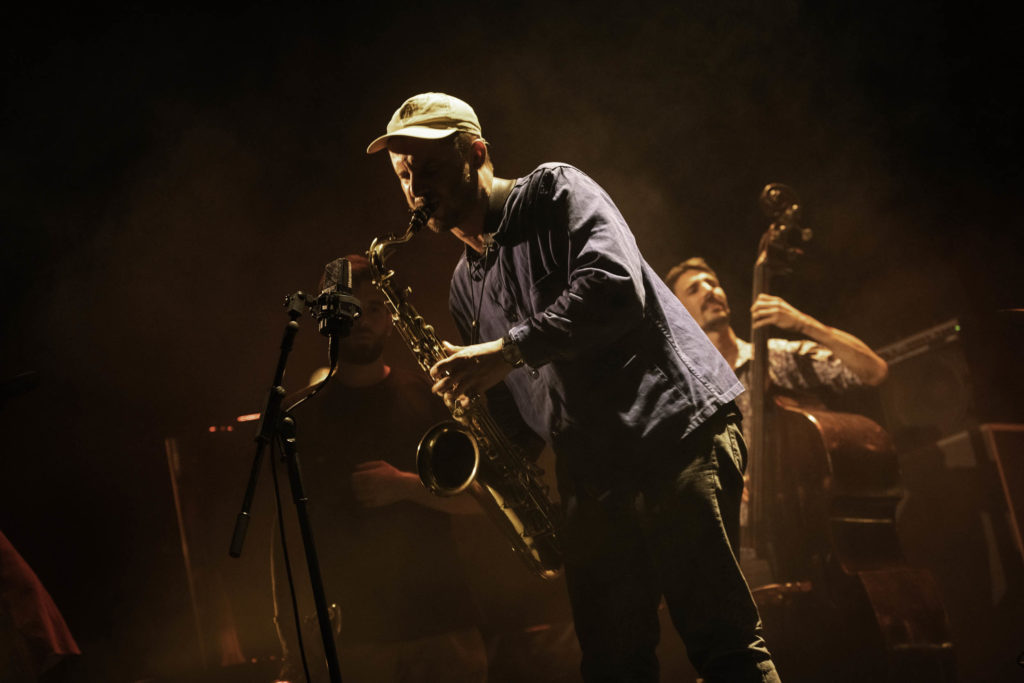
[229,291,350,683]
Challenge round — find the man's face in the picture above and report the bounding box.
[387,136,478,234]
[338,282,392,365]
[673,270,731,331]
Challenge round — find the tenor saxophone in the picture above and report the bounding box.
[367,207,563,579]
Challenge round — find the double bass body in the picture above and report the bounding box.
[765,395,903,583]
[755,396,955,682]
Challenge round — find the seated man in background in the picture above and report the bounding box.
[272,254,486,683]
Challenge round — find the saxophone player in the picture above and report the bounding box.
[271,255,487,683]
[366,93,781,683]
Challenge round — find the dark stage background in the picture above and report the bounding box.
[1,3,1021,681]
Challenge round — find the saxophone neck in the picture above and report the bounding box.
[368,232,409,272]
[368,207,432,276]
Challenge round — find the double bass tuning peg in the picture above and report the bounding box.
[759,183,799,219]
[761,182,813,250]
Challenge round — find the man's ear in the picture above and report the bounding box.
[470,139,488,169]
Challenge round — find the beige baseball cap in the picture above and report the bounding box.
[366,92,483,154]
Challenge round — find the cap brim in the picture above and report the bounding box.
[365,126,459,154]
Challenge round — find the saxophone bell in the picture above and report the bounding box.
[416,421,480,496]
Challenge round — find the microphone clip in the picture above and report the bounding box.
[281,290,361,339]
[313,289,361,339]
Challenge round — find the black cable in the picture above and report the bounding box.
[287,334,341,414]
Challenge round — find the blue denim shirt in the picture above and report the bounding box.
[449,164,743,484]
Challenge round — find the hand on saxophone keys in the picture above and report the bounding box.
[430,339,513,412]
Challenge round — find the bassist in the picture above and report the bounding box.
[665,256,889,581]
[665,256,888,436]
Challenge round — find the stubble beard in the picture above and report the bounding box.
[702,309,731,334]
[425,166,478,235]
[338,337,387,365]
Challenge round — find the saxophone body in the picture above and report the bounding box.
[367,208,563,579]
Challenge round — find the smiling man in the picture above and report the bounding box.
[366,92,781,683]
[665,257,888,422]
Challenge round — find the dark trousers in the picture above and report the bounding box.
[562,407,780,683]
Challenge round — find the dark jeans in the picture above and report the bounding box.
[562,406,780,683]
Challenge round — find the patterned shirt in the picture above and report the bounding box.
[732,337,862,435]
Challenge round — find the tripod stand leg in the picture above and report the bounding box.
[278,414,344,683]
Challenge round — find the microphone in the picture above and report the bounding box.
[315,257,362,339]
[324,257,352,295]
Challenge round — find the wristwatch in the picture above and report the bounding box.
[500,334,525,368]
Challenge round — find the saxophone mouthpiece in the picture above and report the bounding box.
[409,205,433,234]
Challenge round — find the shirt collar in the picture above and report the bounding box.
[466,176,516,264]
[484,176,516,236]
[734,338,753,370]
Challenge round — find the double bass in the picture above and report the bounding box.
[744,184,955,682]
